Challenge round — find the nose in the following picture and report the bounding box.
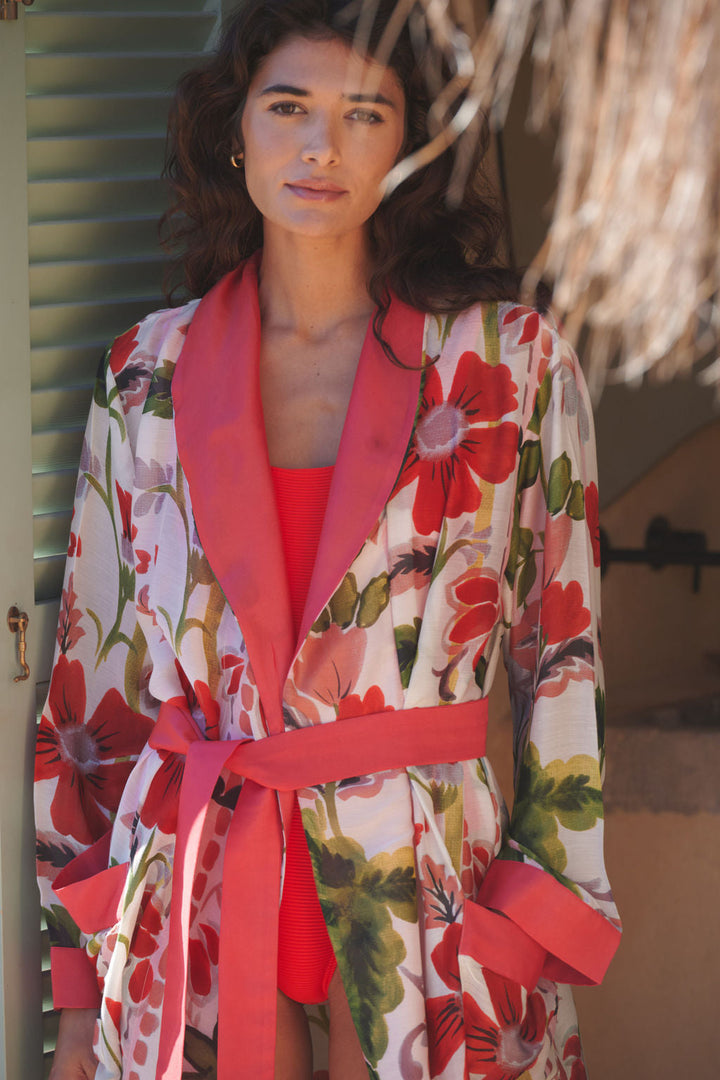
[300,113,340,167]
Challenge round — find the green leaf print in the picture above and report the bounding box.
[182,1024,217,1079]
[329,572,359,628]
[505,523,534,587]
[512,743,603,873]
[142,360,175,419]
[473,652,488,690]
[566,479,585,520]
[311,607,331,633]
[124,621,147,713]
[93,363,108,409]
[395,618,422,689]
[517,439,541,491]
[527,370,552,435]
[357,573,390,628]
[43,904,82,949]
[482,305,500,366]
[517,548,537,607]
[547,452,573,514]
[304,813,416,1068]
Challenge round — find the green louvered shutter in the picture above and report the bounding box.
[26,0,222,690]
[24,2,223,1068]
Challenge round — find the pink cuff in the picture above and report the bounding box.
[460,900,546,990]
[479,859,621,985]
[50,947,101,1010]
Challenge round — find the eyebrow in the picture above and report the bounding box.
[259,83,396,108]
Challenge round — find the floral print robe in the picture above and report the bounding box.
[35,255,620,1080]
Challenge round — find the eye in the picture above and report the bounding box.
[348,107,383,124]
[268,101,305,116]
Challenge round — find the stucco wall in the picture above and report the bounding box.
[486,415,720,1079]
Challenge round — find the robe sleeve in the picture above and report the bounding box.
[477,316,621,990]
[34,327,159,1009]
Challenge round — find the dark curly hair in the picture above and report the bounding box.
[162,0,519,324]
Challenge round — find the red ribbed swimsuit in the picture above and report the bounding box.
[272,465,338,1004]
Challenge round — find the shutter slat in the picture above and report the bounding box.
[30,256,165,306]
[34,512,72,562]
[30,297,163,349]
[28,134,167,181]
[33,470,78,517]
[25,13,218,55]
[29,177,166,221]
[27,92,174,138]
[26,53,204,95]
[36,0,209,11]
[32,429,85,474]
[32,384,93,434]
[29,216,161,262]
[31,344,103,390]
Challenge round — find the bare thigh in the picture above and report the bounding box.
[274,973,367,1080]
[328,968,368,1080]
[275,990,313,1080]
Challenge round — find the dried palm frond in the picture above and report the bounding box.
[374,0,720,394]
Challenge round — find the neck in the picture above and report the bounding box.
[257,226,375,341]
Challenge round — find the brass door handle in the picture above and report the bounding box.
[7,606,29,682]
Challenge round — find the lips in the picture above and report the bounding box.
[287,178,346,192]
[285,178,347,201]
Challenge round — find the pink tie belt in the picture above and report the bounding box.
[148,697,489,1079]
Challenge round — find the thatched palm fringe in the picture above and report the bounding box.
[379,0,720,394]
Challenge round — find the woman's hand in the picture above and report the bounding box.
[49,1009,99,1079]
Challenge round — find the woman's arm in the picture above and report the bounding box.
[35,327,158,1013]
[48,1009,98,1080]
[478,313,620,988]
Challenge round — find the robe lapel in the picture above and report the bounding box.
[173,256,426,727]
[172,255,293,734]
[297,300,426,648]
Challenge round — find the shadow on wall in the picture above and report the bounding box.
[488,418,720,1080]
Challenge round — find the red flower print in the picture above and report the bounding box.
[463,971,546,1078]
[220,652,245,696]
[104,997,122,1035]
[394,351,519,536]
[336,684,393,720]
[131,893,163,959]
[460,815,498,896]
[584,481,601,567]
[108,325,140,375]
[426,922,463,1076]
[115,482,137,544]
[503,307,553,354]
[139,752,184,835]
[563,1033,587,1080]
[35,656,154,844]
[67,531,82,558]
[419,855,462,927]
[446,569,500,666]
[541,581,590,646]
[189,936,212,996]
[291,623,367,710]
[128,958,153,1003]
[135,549,152,574]
[56,572,85,654]
[503,306,554,381]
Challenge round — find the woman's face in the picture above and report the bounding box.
[240,35,406,242]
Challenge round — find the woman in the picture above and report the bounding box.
[37,2,620,1078]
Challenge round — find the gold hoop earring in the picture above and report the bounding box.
[230,151,244,169]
